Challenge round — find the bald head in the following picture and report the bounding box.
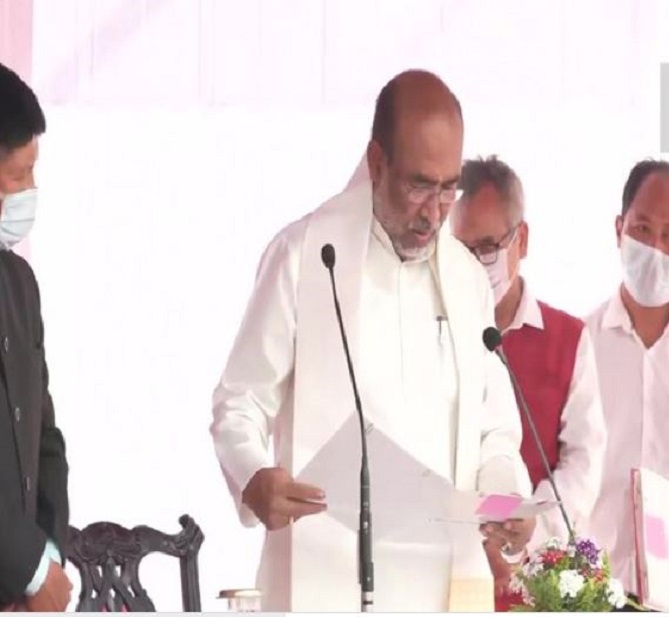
[366,69,464,262]
[371,69,463,160]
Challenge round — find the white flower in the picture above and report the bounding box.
[509,575,525,595]
[520,585,534,606]
[607,578,627,609]
[558,570,585,599]
[509,575,533,606]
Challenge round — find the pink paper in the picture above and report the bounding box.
[645,514,669,559]
[475,494,523,520]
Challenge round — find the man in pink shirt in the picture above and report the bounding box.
[450,155,606,611]
[587,159,669,611]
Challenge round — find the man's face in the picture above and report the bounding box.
[450,183,527,278]
[0,137,39,208]
[367,113,463,260]
[616,172,669,254]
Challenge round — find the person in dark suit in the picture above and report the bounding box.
[0,62,72,612]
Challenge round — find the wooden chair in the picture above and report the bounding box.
[66,514,204,612]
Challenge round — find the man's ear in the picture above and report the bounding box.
[366,140,384,186]
[615,215,624,248]
[518,221,529,260]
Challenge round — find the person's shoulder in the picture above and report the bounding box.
[265,212,310,254]
[536,300,585,331]
[262,183,369,258]
[0,247,31,268]
[0,251,40,317]
[0,249,38,286]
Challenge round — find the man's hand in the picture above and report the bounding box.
[480,517,536,556]
[24,561,72,612]
[483,539,513,597]
[242,467,326,530]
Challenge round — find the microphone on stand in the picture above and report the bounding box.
[321,243,374,612]
[482,326,575,541]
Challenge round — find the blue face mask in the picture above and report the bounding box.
[0,188,37,250]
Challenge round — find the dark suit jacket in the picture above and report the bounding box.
[0,250,69,605]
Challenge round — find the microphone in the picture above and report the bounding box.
[321,243,374,612]
[482,326,575,541]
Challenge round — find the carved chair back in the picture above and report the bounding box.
[66,514,204,612]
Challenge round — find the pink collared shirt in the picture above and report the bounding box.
[586,289,669,595]
[505,282,606,550]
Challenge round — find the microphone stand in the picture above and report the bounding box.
[494,345,576,542]
[323,249,374,612]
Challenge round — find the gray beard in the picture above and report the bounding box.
[372,193,436,262]
[393,240,435,262]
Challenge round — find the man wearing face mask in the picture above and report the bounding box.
[450,155,606,611]
[0,63,71,612]
[211,71,534,612]
[586,159,669,609]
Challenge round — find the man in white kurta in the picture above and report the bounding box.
[211,70,533,612]
[587,160,669,608]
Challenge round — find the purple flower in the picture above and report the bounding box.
[575,538,600,565]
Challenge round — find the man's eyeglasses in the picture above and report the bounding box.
[404,183,463,206]
[466,226,519,265]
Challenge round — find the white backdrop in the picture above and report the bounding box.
[1,0,669,610]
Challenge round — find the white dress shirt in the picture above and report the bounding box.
[586,289,669,595]
[506,281,606,550]
[360,218,458,480]
[342,218,462,608]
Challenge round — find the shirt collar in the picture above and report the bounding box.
[370,216,443,313]
[505,279,544,333]
[601,287,634,334]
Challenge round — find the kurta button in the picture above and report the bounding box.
[14,406,20,421]
[25,476,31,492]
[3,336,8,352]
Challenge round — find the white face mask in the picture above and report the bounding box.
[0,188,38,250]
[620,234,669,307]
[484,246,515,305]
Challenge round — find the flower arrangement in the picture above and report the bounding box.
[508,537,630,612]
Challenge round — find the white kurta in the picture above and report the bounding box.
[211,182,531,612]
[360,217,457,481]
[586,290,669,596]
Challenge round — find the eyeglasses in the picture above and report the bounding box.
[466,225,519,265]
[404,183,464,206]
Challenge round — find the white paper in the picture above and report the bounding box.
[296,412,451,540]
[296,412,557,542]
[434,490,557,525]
